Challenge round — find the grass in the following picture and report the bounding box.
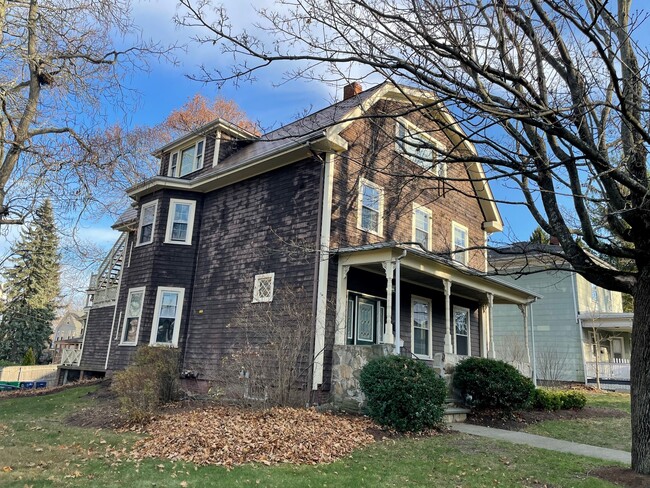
[0,385,622,487]
[524,390,631,452]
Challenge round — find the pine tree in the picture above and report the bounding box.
[529,226,550,245]
[0,200,61,363]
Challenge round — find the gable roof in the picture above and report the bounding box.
[123,82,502,232]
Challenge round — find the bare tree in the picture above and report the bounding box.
[0,0,170,227]
[178,0,650,472]
[536,345,570,387]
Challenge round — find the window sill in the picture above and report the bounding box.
[163,240,192,246]
[413,353,432,360]
[357,225,383,238]
[118,342,138,347]
[134,241,153,248]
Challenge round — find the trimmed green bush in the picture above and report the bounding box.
[533,388,587,411]
[359,355,447,432]
[533,388,563,411]
[452,357,535,412]
[112,346,181,422]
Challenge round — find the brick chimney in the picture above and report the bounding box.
[343,82,363,100]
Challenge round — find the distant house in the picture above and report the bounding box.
[62,82,536,404]
[51,310,85,366]
[490,242,632,390]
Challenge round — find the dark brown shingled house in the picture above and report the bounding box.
[62,82,535,406]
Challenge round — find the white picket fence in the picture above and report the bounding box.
[0,365,59,384]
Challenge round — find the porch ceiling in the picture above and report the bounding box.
[579,312,633,330]
[338,244,538,305]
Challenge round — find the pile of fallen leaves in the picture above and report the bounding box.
[130,406,376,467]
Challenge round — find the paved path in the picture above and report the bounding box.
[451,423,631,464]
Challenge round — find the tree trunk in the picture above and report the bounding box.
[631,266,650,473]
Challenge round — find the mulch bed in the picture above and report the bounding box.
[593,467,650,488]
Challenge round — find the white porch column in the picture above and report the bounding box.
[382,260,394,345]
[480,303,489,358]
[518,303,532,367]
[487,293,495,358]
[443,279,453,355]
[334,264,350,346]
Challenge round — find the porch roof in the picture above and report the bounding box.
[579,311,633,330]
[335,243,540,305]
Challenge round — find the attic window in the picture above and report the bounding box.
[169,139,205,177]
[252,273,274,303]
[396,119,447,177]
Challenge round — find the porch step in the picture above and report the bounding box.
[443,406,470,424]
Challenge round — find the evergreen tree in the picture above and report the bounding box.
[529,227,550,245]
[0,200,60,363]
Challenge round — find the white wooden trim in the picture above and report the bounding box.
[135,200,158,247]
[411,203,432,251]
[164,198,197,245]
[119,286,146,346]
[452,305,471,356]
[313,153,334,389]
[334,264,349,346]
[356,178,384,236]
[411,295,433,359]
[149,287,185,347]
[212,129,222,168]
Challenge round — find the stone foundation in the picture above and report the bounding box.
[331,344,393,411]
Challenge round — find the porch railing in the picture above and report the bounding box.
[585,360,630,381]
[60,349,82,366]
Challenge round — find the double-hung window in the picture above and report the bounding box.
[453,306,471,356]
[137,201,158,246]
[169,139,205,177]
[396,119,447,176]
[358,179,383,235]
[452,222,469,265]
[121,287,145,345]
[412,296,432,358]
[150,287,185,347]
[412,205,432,250]
[165,199,196,245]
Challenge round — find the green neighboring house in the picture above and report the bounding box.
[490,242,632,390]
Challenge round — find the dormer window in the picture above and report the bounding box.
[169,139,205,177]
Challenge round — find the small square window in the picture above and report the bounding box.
[253,273,275,303]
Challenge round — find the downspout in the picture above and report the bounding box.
[529,299,538,386]
[394,250,408,355]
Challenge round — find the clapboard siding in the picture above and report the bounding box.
[79,306,115,371]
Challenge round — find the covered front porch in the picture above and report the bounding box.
[328,245,537,407]
[579,312,633,388]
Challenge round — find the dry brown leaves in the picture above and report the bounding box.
[129,406,376,467]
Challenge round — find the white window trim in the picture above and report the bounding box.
[136,200,158,247]
[252,272,275,303]
[453,305,471,356]
[411,295,433,359]
[412,203,432,251]
[356,178,384,236]
[395,117,447,177]
[164,198,197,245]
[119,286,146,346]
[149,286,185,347]
[452,221,469,266]
[168,138,206,177]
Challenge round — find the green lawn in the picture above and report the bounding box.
[524,390,631,452]
[0,386,622,487]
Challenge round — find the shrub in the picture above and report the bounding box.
[112,346,181,422]
[533,388,587,411]
[359,355,447,432]
[452,357,535,412]
[533,388,563,411]
[22,348,36,365]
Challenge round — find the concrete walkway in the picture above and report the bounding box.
[451,423,631,464]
